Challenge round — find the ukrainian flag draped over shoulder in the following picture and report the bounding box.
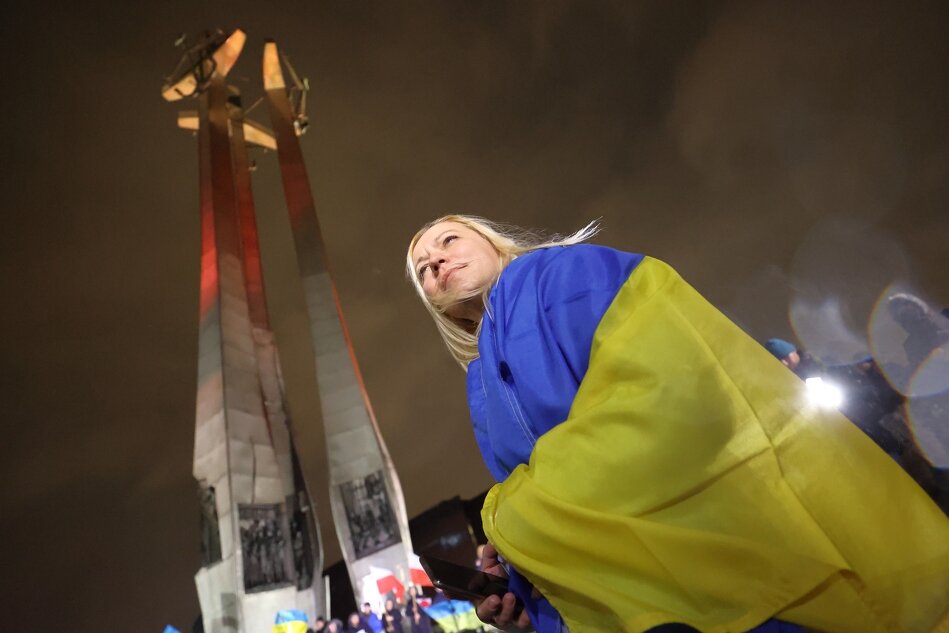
[482,257,949,632]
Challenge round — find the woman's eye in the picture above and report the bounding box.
[417,264,429,279]
[443,235,457,246]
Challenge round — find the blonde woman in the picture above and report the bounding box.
[407,215,949,633]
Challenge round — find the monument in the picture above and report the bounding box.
[162,29,414,631]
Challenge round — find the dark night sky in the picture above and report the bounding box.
[1,1,947,631]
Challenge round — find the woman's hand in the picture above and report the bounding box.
[477,593,533,632]
[475,543,534,632]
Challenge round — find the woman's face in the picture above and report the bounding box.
[412,221,502,320]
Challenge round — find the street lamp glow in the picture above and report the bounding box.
[805,376,844,409]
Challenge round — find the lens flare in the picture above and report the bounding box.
[907,344,949,398]
[790,296,868,364]
[904,391,949,469]
[869,283,949,398]
[805,376,844,409]
[788,217,909,365]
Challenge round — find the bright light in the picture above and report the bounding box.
[805,376,844,409]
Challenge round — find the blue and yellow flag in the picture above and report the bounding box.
[422,598,482,633]
[482,256,949,632]
[273,609,308,633]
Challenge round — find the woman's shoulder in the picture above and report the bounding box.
[498,244,645,296]
[504,243,640,277]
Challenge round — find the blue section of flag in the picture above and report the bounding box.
[163,626,182,633]
[468,244,644,482]
[421,598,475,619]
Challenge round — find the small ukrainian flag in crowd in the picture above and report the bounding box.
[423,598,482,633]
[273,609,309,633]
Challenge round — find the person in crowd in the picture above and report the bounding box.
[762,338,822,378]
[885,292,949,511]
[827,360,907,447]
[360,603,384,633]
[473,543,486,570]
[381,611,398,633]
[326,619,344,633]
[383,598,403,632]
[345,612,368,633]
[307,615,327,633]
[404,585,433,633]
[887,292,949,365]
[406,215,949,632]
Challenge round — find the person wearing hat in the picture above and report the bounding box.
[763,338,822,378]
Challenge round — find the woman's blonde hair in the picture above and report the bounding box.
[406,214,599,369]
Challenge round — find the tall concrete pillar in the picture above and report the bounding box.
[162,29,326,632]
[263,40,415,608]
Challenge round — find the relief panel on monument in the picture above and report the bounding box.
[339,470,400,560]
[238,503,294,592]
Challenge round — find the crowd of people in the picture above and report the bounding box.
[762,291,948,512]
[306,588,437,633]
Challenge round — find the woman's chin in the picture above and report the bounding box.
[445,300,482,324]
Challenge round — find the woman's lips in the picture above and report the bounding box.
[440,265,465,289]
